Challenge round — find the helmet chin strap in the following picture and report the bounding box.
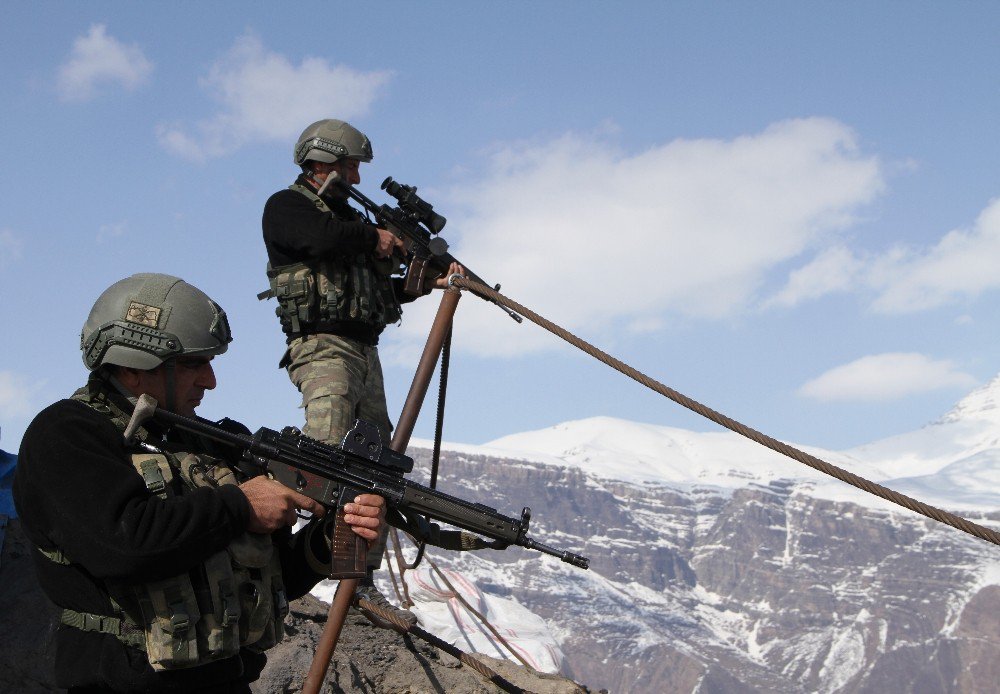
[107,373,139,407]
[162,359,177,414]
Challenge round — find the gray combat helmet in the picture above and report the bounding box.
[293,118,373,168]
[81,273,232,371]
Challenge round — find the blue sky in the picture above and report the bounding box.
[2,3,1000,454]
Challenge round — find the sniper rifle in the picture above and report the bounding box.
[340,176,523,323]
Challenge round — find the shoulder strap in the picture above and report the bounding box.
[70,375,148,443]
[60,606,146,650]
[289,183,332,215]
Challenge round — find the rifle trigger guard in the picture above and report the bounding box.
[447,273,466,288]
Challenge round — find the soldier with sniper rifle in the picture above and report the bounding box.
[260,118,521,626]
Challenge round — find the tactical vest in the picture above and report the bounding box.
[41,380,289,671]
[259,184,402,335]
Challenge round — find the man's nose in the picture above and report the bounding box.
[198,363,217,390]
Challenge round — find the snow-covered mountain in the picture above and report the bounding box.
[396,376,1000,692]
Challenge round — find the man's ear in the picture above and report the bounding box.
[115,366,143,389]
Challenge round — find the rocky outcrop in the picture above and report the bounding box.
[253,595,590,693]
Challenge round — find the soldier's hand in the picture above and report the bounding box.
[374,228,404,259]
[239,476,325,534]
[343,493,386,542]
[429,262,466,290]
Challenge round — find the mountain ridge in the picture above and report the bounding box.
[398,376,1000,691]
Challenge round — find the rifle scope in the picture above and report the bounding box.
[381,177,447,235]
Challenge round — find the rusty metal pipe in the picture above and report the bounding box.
[392,286,462,452]
[302,579,355,693]
[302,285,462,692]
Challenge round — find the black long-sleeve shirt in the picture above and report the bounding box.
[13,396,325,692]
[262,174,379,266]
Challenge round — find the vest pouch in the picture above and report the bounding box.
[271,265,317,333]
[350,263,372,321]
[317,264,348,321]
[179,453,238,489]
[228,533,281,647]
[245,550,290,653]
[135,574,202,670]
[194,551,241,661]
[182,456,285,654]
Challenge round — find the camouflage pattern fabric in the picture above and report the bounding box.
[285,333,393,568]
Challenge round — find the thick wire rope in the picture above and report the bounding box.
[452,276,1000,547]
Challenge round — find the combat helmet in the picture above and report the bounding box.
[81,273,232,371]
[293,119,373,168]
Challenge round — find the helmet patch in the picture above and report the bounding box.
[126,301,161,328]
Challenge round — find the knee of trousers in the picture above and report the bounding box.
[302,392,358,445]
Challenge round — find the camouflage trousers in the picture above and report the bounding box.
[285,333,394,570]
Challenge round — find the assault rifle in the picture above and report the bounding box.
[340,176,523,323]
[127,395,589,575]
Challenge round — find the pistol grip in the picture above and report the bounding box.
[327,486,368,579]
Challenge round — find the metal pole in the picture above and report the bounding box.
[392,286,462,452]
[302,580,355,693]
[302,285,462,692]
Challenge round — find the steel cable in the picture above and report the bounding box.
[452,276,1000,547]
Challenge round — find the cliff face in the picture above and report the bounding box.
[411,449,1000,694]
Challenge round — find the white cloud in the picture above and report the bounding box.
[770,197,1000,313]
[765,245,864,308]
[382,117,884,360]
[157,33,392,161]
[0,371,42,419]
[57,24,152,102]
[868,197,1000,313]
[0,230,24,267]
[797,353,976,402]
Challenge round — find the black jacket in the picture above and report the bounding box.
[12,389,326,692]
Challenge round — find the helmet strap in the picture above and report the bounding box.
[162,359,177,413]
[107,373,139,407]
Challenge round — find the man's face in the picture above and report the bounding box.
[129,356,217,416]
[329,158,362,186]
